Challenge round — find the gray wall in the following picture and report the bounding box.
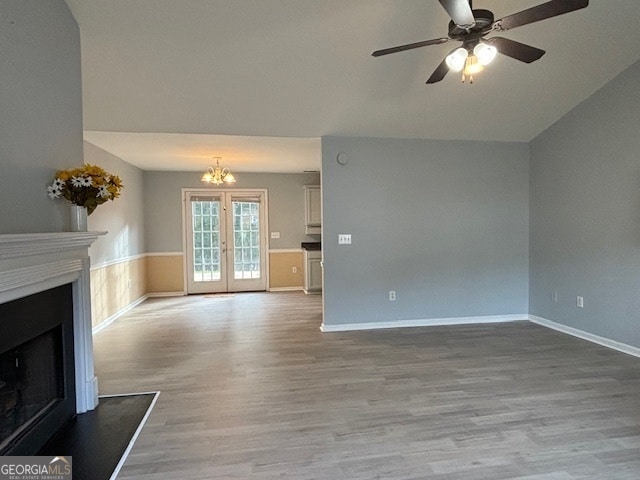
[321,136,530,326]
[144,171,321,252]
[3,0,635,350]
[85,141,146,265]
[530,59,640,347]
[0,0,82,233]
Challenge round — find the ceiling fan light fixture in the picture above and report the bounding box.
[460,54,485,84]
[464,54,484,75]
[372,0,589,85]
[201,157,236,185]
[445,47,468,72]
[473,42,498,66]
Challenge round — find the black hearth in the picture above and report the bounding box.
[0,284,76,455]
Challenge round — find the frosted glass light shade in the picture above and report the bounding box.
[445,47,468,72]
[474,42,497,66]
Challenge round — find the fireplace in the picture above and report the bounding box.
[0,284,76,455]
[0,232,104,454]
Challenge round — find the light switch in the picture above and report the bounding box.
[338,234,352,245]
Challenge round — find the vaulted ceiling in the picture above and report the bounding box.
[65,0,640,172]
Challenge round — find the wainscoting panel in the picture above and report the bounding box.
[269,250,304,290]
[146,253,184,294]
[91,256,146,329]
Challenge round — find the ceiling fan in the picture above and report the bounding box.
[372,0,589,84]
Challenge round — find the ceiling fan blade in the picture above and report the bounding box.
[372,38,449,57]
[439,0,476,28]
[426,57,450,84]
[494,0,589,32]
[487,37,545,63]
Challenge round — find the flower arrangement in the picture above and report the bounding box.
[47,164,123,215]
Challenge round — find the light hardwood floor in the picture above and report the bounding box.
[93,292,640,479]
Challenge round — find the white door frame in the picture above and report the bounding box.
[182,188,269,294]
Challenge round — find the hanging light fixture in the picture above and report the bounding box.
[445,47,468,72]
[201,157,236,185]
[445,41,497,84]
[473,42,497,66]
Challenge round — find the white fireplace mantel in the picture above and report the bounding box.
[0,232,106,414]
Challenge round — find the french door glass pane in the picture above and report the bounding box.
[191,200,221,282]
[232,201,261,279]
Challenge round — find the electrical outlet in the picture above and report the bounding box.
[551,291,558,303]
[577,296,584,308]
[338,234,352,245]
[389,290,396,301]
[292,266,297,273]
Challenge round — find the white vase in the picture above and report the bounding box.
[69,205,88,232]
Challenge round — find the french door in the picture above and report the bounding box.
[184,189,267,294]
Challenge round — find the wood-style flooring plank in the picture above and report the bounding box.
[92,292,640,479]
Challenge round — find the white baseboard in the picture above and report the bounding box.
[320,313,640,359]
[320,314,527,332]
[529,315,640,359]
[269,286,304,292]
[146,291,185,297]
[92,295,149,335]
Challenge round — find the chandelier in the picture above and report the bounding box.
[201,157,236,185]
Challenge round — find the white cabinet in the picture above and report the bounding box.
[304,250,322,294]
[304,186,321,234]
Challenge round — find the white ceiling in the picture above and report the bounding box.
[65,0,640,172]
[83,132,321,173]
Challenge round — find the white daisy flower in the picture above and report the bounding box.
[47,185,62,199]
[97,185,111,198]
[52,178,65,189]
[80,176,93,187]
[71,176,84,187]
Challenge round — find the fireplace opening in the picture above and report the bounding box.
[0,326,64,452]
[0,284,76,455]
